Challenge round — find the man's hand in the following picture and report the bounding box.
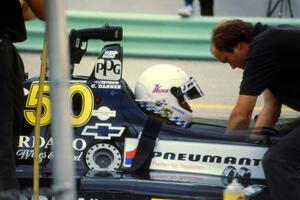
[20,0,35,20]
[227,95,257,129]
[20,0,45,21]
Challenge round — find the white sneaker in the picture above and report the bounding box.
[178,5,193,17]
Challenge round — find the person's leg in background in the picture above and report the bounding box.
[178,0,194,17]
[184,0,194,6]
[199,0,214,16]
[0,37,24,191]
[12,52,25,155]
[262,124,300,200]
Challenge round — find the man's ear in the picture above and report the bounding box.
[232,43,241,54]
[234,42,249,53]
[235,42,244,50]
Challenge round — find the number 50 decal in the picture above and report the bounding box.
[24,83,94,127]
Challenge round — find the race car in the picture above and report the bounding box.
[16,24,291,199]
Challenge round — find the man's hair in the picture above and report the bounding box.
[211,19,253,53]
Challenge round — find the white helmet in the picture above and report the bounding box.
[135,64,204,127]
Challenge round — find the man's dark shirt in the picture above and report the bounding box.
[240,22,300,111]
[0,0,26,42]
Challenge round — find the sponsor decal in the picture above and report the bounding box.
[182,81,194,93]
[124,148,137,165]
[24,83,93,127]
[171,106,185,115]
[90,80,121,90]
[81,123,125,140]
[159,108,173,118]
[94,59,122,81]
[93,80,120,85]
[92,106,116,121]
[16,149,83,163]
[151,152,262,166]
[152,84,169,93]
[17,136,87,162]
[124,138,268,179]
[103,50,119,59]
[90,84,121,89]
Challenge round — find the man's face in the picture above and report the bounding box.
[211,43,248,69]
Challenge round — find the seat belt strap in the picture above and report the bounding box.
[125,117,163,172]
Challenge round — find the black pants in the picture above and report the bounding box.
[262,124,300,200]
[186,0,214,16]
[0,37,25,191]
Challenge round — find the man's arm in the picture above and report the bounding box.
[227,95,257,129]
[254,89,281,128]
[20,0,45,21]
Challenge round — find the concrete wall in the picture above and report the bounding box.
[66,0,300,18]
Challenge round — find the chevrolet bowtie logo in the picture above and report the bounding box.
[81,123,125,140]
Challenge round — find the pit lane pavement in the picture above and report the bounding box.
[21,52,298,120]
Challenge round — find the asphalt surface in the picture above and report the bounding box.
[20,52,298,120]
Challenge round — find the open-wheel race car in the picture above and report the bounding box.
[16,24,294,200]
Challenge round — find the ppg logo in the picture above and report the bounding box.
[94,59,122,81]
